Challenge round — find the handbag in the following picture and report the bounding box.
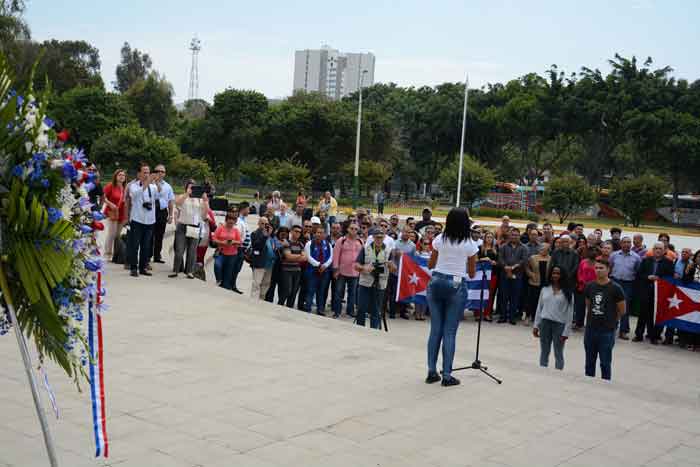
[185,224,200,239]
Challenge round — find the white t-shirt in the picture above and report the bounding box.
[432,234,479,278]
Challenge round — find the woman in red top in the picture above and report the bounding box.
[102,169,127,259]
[212,212,242,290]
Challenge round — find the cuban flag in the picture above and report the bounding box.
[396,254,491,310]
[655,278,700,334]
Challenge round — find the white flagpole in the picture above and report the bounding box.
[456,75,469,207]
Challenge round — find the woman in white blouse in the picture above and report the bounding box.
[170,181,209,279]
[425,208,478,387]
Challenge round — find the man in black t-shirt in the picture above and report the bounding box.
[584,258,625,381]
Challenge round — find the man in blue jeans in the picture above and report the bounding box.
[609,236,641,340]
[304,225,333,315]
[584,258,626,381]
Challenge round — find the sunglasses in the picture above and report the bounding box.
[154,170,165,173]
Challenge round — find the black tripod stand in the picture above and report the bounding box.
[452,264,502,384]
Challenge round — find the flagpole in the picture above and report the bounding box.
[456,74,469,208]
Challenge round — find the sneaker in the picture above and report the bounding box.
[441,376,461,387]
[232,288,243,295]
[130,270,138,277]
[425,372,441,384]
[139,270,153,277]
[168,273,178,278]
[186,273,195,279]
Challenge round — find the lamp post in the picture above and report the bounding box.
[456,75,469,207]
[353,69,368,209]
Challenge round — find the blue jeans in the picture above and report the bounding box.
[539,318,566,370]
[500,276,523,322]
[584,327,615,380]
[357,285,383,329]
[215,254,237,290]
[334,275,358,317]
[305,271,331,313]
[127,221,153,272]
[426,272,468,378]
[613,279,634,334]
[230,250,245,289]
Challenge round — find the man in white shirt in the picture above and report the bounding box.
[127,163,157,277]
[151,164,175,264]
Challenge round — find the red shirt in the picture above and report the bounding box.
[102,183,126,223]
[577,260,597,292]
[213,225,241,256]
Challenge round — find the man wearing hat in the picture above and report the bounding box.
[354,228,396,329]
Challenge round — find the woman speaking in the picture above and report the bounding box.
[426,207,478,387]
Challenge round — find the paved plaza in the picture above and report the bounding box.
[2,228,700,467]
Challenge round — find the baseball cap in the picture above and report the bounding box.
[311,216,321,224]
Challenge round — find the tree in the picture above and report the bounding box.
[340,160,391,196]
[49,86,136,153]
[90,125,178,171]
[240,159,311,192]
[438,154,496,204]
[125,72,175,135]
[610,174,668,227]
[0,0,29,50]
[168,153,213,182]
[542,174,596,224]
[11,39,103,94]
[114,42,152,93]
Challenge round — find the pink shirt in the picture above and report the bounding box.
[332,236,364,277]
[213,225,241,256]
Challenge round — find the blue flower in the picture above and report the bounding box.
[47,207,63,224]
[84,258,103,272]
[41,178,50,188]
[43,117,54,129]
[73,149,86,162]
[11,165,24,178]
[62,162,77,180]
[79,196,92,208]
[92,211,105,221]
[32,153,47,162]
[80,224,93,234]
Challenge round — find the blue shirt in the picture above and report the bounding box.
[674,259,688,278]
[610,250,641,281]
[263,238,276,269]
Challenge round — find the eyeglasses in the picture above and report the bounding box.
[154,170,165,174]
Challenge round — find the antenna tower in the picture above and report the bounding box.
[188,37,201,101]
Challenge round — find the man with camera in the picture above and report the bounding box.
[127,163,158,277]
[354,229,396,329]
[249,217,275,300]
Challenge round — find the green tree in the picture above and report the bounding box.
[240,159,311,192]
[49,86,136,153]
[542,174,596,224]
[340,160,390,196]
[125,72,175,135]
[11,39,103,94]
[610,174,668,227]
[438,154,496,204]
[0,0,29,50]
[168,153,213,182]
[114,42,152,93]
[90,125,180,172]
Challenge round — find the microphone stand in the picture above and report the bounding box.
[452,264,502,384]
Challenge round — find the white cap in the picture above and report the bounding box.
[311,216,321,224]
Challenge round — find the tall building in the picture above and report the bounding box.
[293,45,375,99]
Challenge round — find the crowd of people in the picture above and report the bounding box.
[90,166,699,384]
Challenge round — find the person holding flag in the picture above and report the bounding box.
[425,208,478,387]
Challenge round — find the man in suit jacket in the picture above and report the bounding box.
[634,242,675,344]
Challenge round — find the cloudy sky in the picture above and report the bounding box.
[26,0,700,102]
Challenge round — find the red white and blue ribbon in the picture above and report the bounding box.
[88,271,108,458]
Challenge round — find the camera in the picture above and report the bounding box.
[142,201,153,211]
[372,261,385,275]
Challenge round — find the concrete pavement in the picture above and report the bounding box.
[1,228,700,466]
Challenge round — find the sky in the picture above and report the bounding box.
[25,0,700,103]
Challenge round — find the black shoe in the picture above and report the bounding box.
[168,273,178,278]
[441,376,461,387]
[232,288,243,294]
[650,339,660,345]
[389,315,396,319]
[509,320,517,325]
[497,319,506,323]
[632,336,643,342]
[400,313,410,320]
[662,338,674,346]
[154,259,166,264]
[425,372,441,384]
[139,270,152,276]
[130,270,138,277]
[618,332,630,341]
